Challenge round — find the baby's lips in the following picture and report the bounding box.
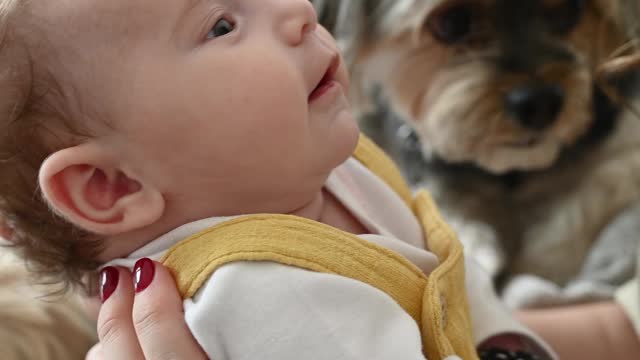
[308,52,340,100]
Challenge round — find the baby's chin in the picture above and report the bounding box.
[332,108,361,162]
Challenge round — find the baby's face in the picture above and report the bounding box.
[41,0,358,217]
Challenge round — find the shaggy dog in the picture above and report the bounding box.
[315,0,640,308]
[0,246,96,359]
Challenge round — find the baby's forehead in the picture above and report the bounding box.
[23,0,191,129]
[33,0,189,48]
[26,0,193,83]
[35,0,144,40]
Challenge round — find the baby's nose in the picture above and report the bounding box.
[274,0,318,46]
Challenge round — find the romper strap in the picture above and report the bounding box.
[161,214,428,325]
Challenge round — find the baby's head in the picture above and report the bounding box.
[0,0,358,289]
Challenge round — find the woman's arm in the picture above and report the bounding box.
[517,302,640,360]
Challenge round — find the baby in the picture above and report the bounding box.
[0,0,554,359]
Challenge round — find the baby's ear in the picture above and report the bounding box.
[38,143,165,236]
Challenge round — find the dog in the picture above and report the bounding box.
[0,247,97,359]
[315,0,640,308]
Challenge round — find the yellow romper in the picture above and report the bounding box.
[161,135,479,360]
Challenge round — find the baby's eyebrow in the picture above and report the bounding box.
[179,0,211,21]
[185,0,206,13]
[174,0,208,37]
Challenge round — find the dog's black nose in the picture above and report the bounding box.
[505,85,564,130]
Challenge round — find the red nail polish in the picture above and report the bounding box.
[100,267,119,303]
[133,258,155,293]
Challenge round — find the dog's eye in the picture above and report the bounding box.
[426,4,474,44]
[543,0,585,34]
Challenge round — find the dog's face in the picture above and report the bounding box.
[355,0,630,173]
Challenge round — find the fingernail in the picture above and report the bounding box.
[100,267,119,303]
[133,258,155,293]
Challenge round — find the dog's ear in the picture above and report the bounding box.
[597,0,640,80]
[617,0,640,48]
[595,0,640,115]
[597,0,640,46]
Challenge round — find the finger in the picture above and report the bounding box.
[132,259,207,360]
[96,266,144,360]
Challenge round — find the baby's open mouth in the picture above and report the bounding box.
[308,55,339,103]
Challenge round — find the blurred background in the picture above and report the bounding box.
[314,0,640,311]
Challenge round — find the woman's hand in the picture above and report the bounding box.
[87,260,207,360]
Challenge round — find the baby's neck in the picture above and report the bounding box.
[288,190,325,222]
[99,189,366,262]
[296,189,367,235]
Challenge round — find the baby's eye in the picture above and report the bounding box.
[206,18,235,40]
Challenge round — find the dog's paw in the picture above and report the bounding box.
[451,220,505,278]
[502,275,563,309]
[563,280,617,302]
[502,275,617,309]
